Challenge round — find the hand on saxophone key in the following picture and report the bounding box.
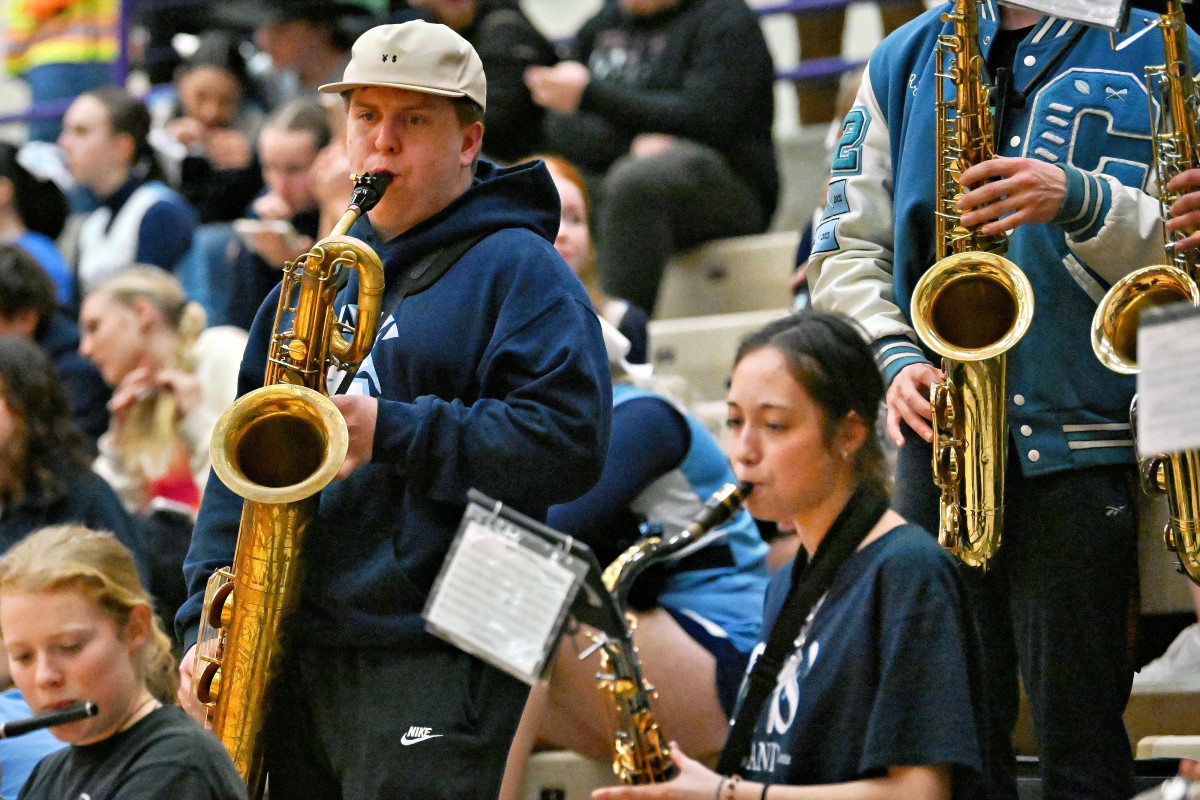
[1166,168,1200,253]
[330,394,378,479]
[177,644,205,724]
[956,157,1068,236]
[885,362,942,447]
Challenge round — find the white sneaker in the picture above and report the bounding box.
[1132,623,1200,694]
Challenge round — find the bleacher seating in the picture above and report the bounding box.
[649,308,791,438]
[516,750,616,800]
[653,231,799,320]
[1136,735,1200,760]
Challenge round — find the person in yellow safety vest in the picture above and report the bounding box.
[5,0,119,142]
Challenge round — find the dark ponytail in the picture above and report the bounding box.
[84,87,168,183]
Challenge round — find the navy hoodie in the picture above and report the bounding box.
[178,160,611,649]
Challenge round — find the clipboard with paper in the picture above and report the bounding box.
[423,490,624,685]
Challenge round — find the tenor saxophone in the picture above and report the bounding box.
[191,173,389,797]
[1091,0,1200,585]
[593,482,751,784]
[910,0,1034,569]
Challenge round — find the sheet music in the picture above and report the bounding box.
[425,514,586,685]
[1137,307,1200,457]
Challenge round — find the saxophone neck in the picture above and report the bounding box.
[600,482,751,609]
[936,0,1007,258]
[601,534,662,609]
[328,207,364,239]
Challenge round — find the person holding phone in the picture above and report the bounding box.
[221,99,330,330]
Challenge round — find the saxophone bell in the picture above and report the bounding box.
[191,171,388,798]
[912,252,1033,567]
[1090,0,1200,586]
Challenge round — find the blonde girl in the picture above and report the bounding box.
[79,266,246,514]
[0,524,245,798]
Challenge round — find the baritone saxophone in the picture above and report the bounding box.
[190,173,390,797]
[592,482,751,784]
[910,0,1034,569]
[1091,0,1200,585]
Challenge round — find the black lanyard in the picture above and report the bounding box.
[988,23,1086,139]
[716,483,890,778]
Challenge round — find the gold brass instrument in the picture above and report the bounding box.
[910,0,1034,570]
[1091,0,1200,585]
[191,173,389,796]
[593,482,751,784]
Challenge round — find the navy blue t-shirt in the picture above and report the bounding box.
[733,524,981,794]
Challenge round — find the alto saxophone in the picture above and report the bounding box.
[191,173,389,797]
[1091,0,1200,585]
[593,482,751,784]
[910,0,1034,569]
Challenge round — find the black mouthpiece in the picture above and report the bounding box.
[686,482,752,536]
[0,701,98,739]
[349,172,393,214]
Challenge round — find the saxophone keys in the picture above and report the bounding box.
[195,659,222,705]
[576,638,605,661]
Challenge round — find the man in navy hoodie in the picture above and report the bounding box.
[176,20,612,800]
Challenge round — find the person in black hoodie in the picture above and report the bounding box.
[154,31,265,226]
[525,0,779,316]
[390,0,559,164]
[176,20,611,800]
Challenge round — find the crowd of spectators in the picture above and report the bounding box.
[5,1,1199,796]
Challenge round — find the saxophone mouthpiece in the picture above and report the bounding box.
[684,482,752,538]
[348,172,393,215]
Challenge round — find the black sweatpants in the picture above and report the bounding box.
[592,139,768,315]
[263,640,530,800]
[894,428,1138,800]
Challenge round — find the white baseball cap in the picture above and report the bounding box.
[319,20,487,111]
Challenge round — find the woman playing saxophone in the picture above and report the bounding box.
[593,313,982,800]
[499,158,770,799]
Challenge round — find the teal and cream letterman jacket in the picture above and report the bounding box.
[810,1,1200,477]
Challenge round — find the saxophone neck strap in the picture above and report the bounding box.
[334,231,490,395]
[715,483,889,777]
[986,23,1085,138]
[381,230,492,317]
